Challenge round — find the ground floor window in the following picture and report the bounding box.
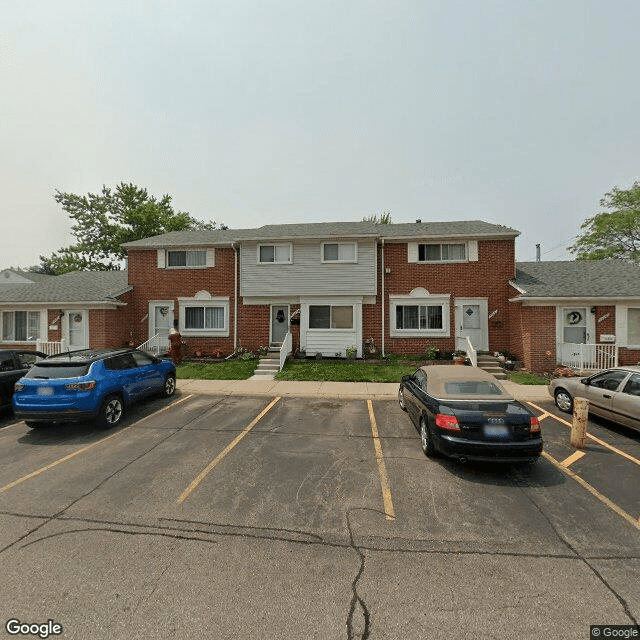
[395,305,443,330]
[628,308,640,345]
[178,293,229,337]
[309,305,353,329]
[1,311,40,341]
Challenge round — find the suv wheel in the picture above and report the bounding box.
[161,374,176,398]
[98,395,123,429]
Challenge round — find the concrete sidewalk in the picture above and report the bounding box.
[177,378,551,402]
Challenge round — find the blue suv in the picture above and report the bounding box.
[13,348,176,430]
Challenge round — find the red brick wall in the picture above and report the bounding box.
[88,290,136,349]
[368,239,516,356]
[127,248,237,356]
[510,304,557,373]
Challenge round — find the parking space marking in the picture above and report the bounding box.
[560,450,586,467]
[0,395,193,495]
[177,396,281,505]
[528,402,640,468]
[542,451,640,531]
[366,400,395,522]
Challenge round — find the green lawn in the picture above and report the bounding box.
[275,360,416,383]
[507,371,549,385]
[176,359,258,380]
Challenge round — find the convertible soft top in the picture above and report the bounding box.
[420,365,514,401]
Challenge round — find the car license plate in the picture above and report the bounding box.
[483,424,509,438]
[37,386,54,396]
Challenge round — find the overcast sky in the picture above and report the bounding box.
[2,0,639,269]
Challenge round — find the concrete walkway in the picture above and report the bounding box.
[178,378,551,402]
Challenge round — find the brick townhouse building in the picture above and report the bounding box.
[2,220,640,374]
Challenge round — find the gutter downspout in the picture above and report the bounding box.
[381,238,385,357]
[234,243,238,351]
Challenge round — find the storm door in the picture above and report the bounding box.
[271,305,289,346]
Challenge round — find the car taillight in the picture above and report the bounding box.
[435,414,461,431]
[14,383,24,392]
[530,417,541,433]
[64,381,97,391]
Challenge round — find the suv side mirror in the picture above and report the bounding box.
[580,378,590,385]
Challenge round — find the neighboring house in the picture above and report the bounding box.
[123,220,520,359]
[510,261,640,373]
[0,269,133,352]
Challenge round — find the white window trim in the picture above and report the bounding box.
[257,243,293,264]
[1,309,46,344]
[320,242,358,264]
[178,295,229,337]
[307,304,355,331]
[417,242,467,263]
[616,305,640,349]
[163,248,214,270]
[389,294,450,338]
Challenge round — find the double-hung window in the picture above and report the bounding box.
[2,311,41,342]
[258,244,292,263]
[322,242,357,263]
[309,305,354,329]
[627,308,640,346]
[418,243,466,262]
[167,250,207,268]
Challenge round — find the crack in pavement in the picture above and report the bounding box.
[510,467,639,627]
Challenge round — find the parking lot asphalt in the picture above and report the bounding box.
[0,385,638,640]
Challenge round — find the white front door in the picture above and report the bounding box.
[557,307,597,367]
[271,305,289,345]
[149,301,175,339]
[455,298,488,351]
[67,309,88,349]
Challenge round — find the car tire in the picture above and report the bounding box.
[398,386,407,412]
[554,388,574,413]
[97,394,124,429]
[420,416,437,458]
[161,374,176,398]
[25,421,50,429]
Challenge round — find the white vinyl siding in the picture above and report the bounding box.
[1,310,41,342]
[241,240,376,297]
[258,244,292,264]
[301,299,363,357]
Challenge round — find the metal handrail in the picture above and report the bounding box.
[138,333,170,355]
[465,336,478,367]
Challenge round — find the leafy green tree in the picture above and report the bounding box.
[570,181,640,263]
[362,211,392,224]
[39,182,223,274]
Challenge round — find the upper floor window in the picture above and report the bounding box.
[2,311,40,342]
[258,244,292,264]
[166,250,209,268]
[322,242,357,263]
[418,243,466,262]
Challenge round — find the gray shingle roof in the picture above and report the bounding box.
[122,220,519,248]
[0,270,130,304]
[513,261,640,298]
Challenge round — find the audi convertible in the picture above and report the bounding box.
[398,365,542,463]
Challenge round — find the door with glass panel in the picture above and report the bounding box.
[455,299,488,351]
[67,310,88,349]
[148,302,175,353]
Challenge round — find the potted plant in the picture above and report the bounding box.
[345,346,357,359]
[452,350,466,365]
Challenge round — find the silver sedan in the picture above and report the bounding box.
[548,366,640,432]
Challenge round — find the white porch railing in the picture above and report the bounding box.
[139,333,170,356]
[465,336,478,368]
[36,339,68,356]
[279,331,292,370]
[558,343,618,371]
